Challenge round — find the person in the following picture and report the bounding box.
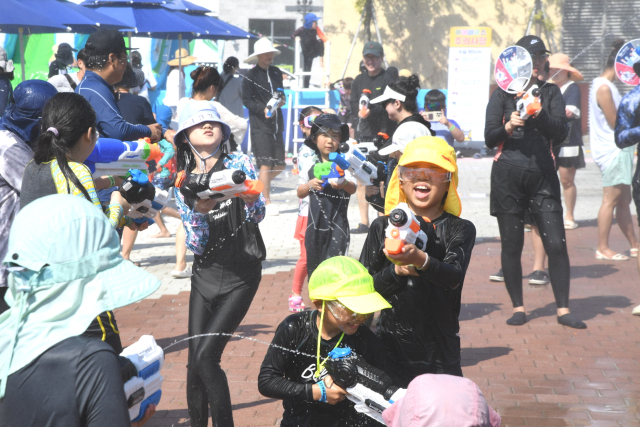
[218,56,244,118]
[420,89,465,146]
[382,374,501,427]
[331,77,353,127]
[0,194,159,427]
[0,80,57,315]
[590,40,638,262]
[0,47,15,117]
[485,35,586,329]
[297,113,357,277]
[258,256,394,427]
[615,56,640,316]
[49,48,88,93]
[349,41,398,234]
[290,106,322,312]
[20,92,146,354]
[243,37,286,216]
[165,48,196,118]
[549,53,586,230]
[177,65,248,144]
[173,102,265,427]
[360,136,476,385]
[130,51,157,101]
[48,42,77,78]
[292,13,328,88]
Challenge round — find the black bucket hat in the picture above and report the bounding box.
[304,113,350,151]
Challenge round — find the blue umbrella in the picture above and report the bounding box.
[168,12,256,41]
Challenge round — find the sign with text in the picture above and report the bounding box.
[450,27,492,48]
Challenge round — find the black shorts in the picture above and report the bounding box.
[555,146,586,170]
[251,130,285,168]
[490,160,563,217]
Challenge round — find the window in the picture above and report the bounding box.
[248,19,296,70]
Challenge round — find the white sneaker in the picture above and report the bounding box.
[633,304,640,316]
[265,204,280,216]
[171,265,192,278]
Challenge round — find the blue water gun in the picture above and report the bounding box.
[84,137,162,177]
[313,162,346,189]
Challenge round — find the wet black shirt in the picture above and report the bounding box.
[349,68,399,139]
[359,213,476,386]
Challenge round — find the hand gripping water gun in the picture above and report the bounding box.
[328,139,381,186]
[119,170,169,225]
[84,137,163,178]
[176,169,264,201]
[359,89,371,117]
[266,89,286,118]
[120,335,164,422]
[513,85,541,139]
[326,347,406,425]
[356,132,389,155]
[385,202,428,259]
[313,162,345,189]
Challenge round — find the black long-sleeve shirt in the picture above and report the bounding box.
[258,311,391,427]
[359,213,476,386]
[349,68,398,139]
[242,65,284,136]
[484,80,568,174]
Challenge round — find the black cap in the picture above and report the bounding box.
[55,43,77,66]
[516,35,551,55]
[363,41,384,57]
[84,29,136,56]
[304,113,350,151]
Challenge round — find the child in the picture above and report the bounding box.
[360,136,476,386]
[173,102,266,427]
[420,89,465,146]
[297,113,357,277]
[258,256,393,427]
[290,106,322,312]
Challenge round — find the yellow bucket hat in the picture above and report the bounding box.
[308,256,391,314]
[384,136,462,217]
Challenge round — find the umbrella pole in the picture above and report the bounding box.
[128,32,132,50]
[179,34,183,99]
[19,28,25,81]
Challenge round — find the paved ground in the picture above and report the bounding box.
[117,152,640,426]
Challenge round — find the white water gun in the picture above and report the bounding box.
[385,203,428,261]
[328,139,379,186]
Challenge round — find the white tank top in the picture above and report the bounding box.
[589,77,625,171]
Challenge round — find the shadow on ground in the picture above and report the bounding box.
[528,295,632,321]
[461,346,512,367]
[570,264,619,279]
[459,303,502,321]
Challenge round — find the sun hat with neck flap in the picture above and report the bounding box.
[384,136,462,217]
[0,194,161,398]
[244,37,281,65]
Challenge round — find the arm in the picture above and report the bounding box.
[484,89,511,149]
[615,93,640,149]
[215,101,248,142]
[228,154,266,223]
[532,85,568,142]
[174,187,210,255]
[443,118,465,142]
[349,78,361,127]
[564,84,581,119]
[597,84,618,130]
[0,143,32,192]
[242,73,267,116]
[0,78,11,115]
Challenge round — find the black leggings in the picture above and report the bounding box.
[497,211,570,308]
[187,266,260,427]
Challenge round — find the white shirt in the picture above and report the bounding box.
[589,77,628,171]
[47,73,80,93]
[176,98,248,143]
[295,145,317,217]
[132,65,158,101]
[164,69,185,107]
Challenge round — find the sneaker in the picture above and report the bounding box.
[489,268,504,282]
[171,265,192,278]
[528,270,550,285]
[265,204,280,216]
[289,295,305,312]
[633,304,640,316]
[350,223,369,234]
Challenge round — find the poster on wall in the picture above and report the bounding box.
[447,27,492,142]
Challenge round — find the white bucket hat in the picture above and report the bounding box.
[0,47,14,73]
[244,37,281,64]
[379,121,433,156]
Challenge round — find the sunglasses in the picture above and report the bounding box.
[398,165,451,183]
[326,300,371,322]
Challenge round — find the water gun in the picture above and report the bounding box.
[176,169,264,201]
[326,347,406,425]
[357,132,389,154]
[513,85,541,139]
[119,170,169,225]
[120,335,164,422]
[328,139,381,186]
[385,202,428,260]
[313,161,345,189]
[266,89,286,118]
[292,155,299,175]
[85,137,163,178]
[359,89,371,117]
[154,139,176,179]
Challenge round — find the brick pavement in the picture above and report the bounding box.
[116,210,640,426]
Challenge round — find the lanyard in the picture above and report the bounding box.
[314,301,345,380]
[265,67,279,133]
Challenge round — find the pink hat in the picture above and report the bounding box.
[382,374,501,427]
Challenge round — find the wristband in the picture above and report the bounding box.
[414,253,429,271]
[107,175,116,187]
[317,380,328,402]
[448,124,456,132]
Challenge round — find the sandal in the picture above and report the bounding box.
[596,250,629,261]
[631,248,638,258]
[564,220,578,230]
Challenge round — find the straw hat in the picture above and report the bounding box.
[244,37,280,65]
[168,48,197,66]
[549,53,584,81]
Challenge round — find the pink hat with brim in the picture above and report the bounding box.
[382,374,501,427]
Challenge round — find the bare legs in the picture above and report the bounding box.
[259,164,285,205]
[597,184,638,258]
[357,183,369,227]
[151,207,181,238]
[559,166,577,223]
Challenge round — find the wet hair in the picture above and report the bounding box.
[130,51,142,68]
[605,39,625,70]
[223,56,239,74]
[76,49,88,67]
[85,49,124,71]
[190,66,221,96]
[388,74,420,113]
[33,93,97,202]
[298,106,322,123]
[425,89,446,105]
